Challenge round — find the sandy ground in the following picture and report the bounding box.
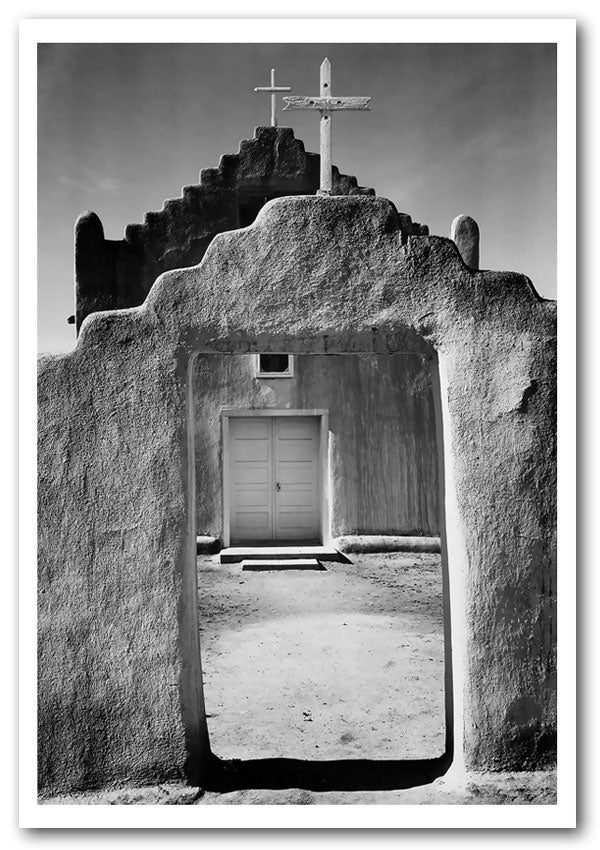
[197,552,446,763]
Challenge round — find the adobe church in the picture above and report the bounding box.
[38,63,556,796]
[72,130,438,549]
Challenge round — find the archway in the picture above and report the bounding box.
[188,343,454,791]
[37,195,556,794]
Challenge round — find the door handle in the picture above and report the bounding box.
[276,482,282,491]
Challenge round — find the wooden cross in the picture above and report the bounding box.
[283,58,371,194]
[254,68,291,128]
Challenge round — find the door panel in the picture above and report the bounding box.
[229,418,273,542]
[235,467,270,484]
[277,418,318,438]
[276,443,315,462]
[274,417,320,542]
[277,466,314,484]
[228,416,321,545]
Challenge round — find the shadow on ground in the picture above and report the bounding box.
[204,751,452,793]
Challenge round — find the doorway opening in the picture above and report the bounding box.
[191,349,453,791]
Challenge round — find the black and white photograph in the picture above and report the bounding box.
[18,15,577,830]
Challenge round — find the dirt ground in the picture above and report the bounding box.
[197,551,446,763]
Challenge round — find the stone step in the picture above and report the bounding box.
[240,558,326,572]
[220,545,343,564]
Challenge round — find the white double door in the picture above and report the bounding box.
[228,416,320,544]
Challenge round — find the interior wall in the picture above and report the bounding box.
[193,353,440,541]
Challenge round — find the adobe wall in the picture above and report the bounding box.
[38,195,556,793]
[37,327,208,791]
[193,353,440,539]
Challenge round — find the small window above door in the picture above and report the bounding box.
[253,354,294,379]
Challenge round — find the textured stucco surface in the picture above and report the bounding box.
[193,353,440,540]
[39,195,556,793]
[38,333,208,793]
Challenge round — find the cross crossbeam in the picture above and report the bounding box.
[254,68,291,128]
[282,96,371,111]
[283,58,371,194]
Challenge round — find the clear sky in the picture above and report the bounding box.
[37,42,556,354]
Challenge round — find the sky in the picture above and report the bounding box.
[37,42,556,354]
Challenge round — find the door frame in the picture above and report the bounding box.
[222,409,329,548]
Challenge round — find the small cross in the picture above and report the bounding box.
[283,58,371,194]
[254,68,291,128]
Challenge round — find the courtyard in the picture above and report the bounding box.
[197,551,446,767]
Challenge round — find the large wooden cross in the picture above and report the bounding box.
[283,58,371,194]
[254,68,291,128]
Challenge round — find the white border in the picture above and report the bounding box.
[19,17,575,830]
[20,17,576,43]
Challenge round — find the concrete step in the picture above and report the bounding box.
[240,558,326,572]
[220,545,344,564]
